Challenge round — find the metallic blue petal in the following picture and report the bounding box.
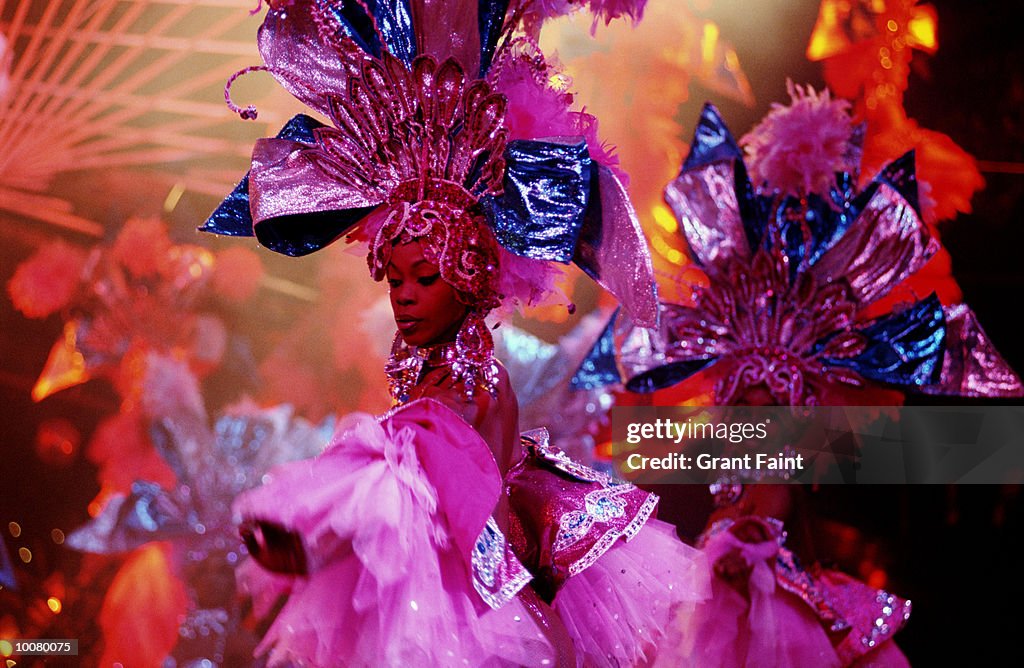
[199,172,254,238]
[853,151,920,219]
[255,207,377,257]
[772,187,857,274]
[681,103,743,171]
[734,160,771,252]
[571,309,622,390]
[478,0,510,76]
[320,0,415,63]
[481,138,591,262]
[874,151,920,215]
[625,358,715,394]
[823,293,945,388]
[200,114,325,238]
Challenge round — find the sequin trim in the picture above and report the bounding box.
[525,431,610,484]
[565,490,659,578]
[471,516,533,610]
[553,484,633,553]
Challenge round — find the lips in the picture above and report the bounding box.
[395,316,421,332]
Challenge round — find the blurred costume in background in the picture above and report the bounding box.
[204,1,708,666]
[8,220,332,665]
[582,84,1023,667]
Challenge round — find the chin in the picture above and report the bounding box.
[397,330,430,347]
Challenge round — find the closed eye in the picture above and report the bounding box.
[387,279,401,289]
[418,273,441,286]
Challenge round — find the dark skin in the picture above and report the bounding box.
[386,239,521,475]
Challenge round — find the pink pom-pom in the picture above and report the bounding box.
[112,218,172,279]
[495,246,567,317]
[8,241,88,318]
[492,49,626,183]
[492,52,577,141]
[740,81,857,198]
[212,246,265,301]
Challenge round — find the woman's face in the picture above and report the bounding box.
[386,240,469,347]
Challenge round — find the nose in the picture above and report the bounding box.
[391,282,415,306]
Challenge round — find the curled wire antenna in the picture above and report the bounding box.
[224,65,271,120]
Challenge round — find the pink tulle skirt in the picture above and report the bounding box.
[234,400,708,667]
[667,520,911,668]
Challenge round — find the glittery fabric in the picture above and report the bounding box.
[505,430,658,603]
[570,309,621,391]
[575,164,661,328]
[825,293,944,389]
[204,1,661,327]
[809,182,938,306]
[476,0,510,75]
[258,2,358,117]
[814,571,913,665]
[472,516,534,609]
[665,160,749,268]
[482,137,591,262]
[413,0,482,74]
[597,102,1023,402]
[200,114,325,239]
[321,0,416,62]
[924,303,1024,396]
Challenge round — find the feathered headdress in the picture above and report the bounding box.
[575,97,1022,405]
[202,0,657,326]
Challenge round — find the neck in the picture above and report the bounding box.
[385,313,499,404]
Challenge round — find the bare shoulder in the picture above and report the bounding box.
[417,362,515,426]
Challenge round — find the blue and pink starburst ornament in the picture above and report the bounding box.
[577,96,1021,405]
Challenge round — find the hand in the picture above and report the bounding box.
[240,519,308,575]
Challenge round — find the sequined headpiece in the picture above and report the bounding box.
[575,102,1023,404]
[368,182,503,312]
[202,0,659,327]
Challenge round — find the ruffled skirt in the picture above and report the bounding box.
[233,400,707,667]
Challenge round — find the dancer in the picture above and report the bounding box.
[590,84,1023,666]
[203,2,706,665]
